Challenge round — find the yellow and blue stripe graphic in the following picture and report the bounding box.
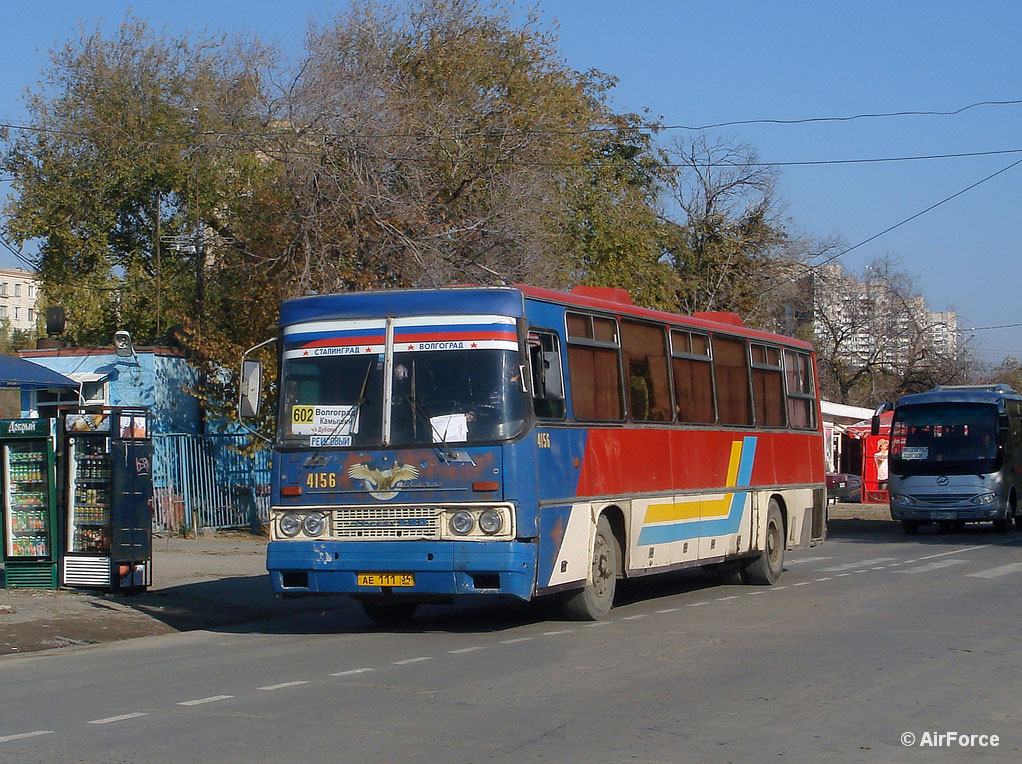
[637,436,757,545]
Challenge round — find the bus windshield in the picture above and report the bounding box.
[278,348,526,448]
[890,402,999,475]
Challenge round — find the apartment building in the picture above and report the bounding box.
[0,267,41,334]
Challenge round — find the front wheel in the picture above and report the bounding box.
[744,499,785,585]
[562,515,618,620]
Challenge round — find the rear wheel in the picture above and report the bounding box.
[361,601,418,625]
[744,499,784,585]
[562,515,618,620]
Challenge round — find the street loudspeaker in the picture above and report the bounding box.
[113,330,135,358]
[45,306,65,335]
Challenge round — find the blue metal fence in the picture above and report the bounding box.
[152,434,271,532]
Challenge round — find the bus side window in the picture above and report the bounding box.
[528,330,565,419]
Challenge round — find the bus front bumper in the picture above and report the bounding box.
[889,504,1004,522]
[266,540,537,600]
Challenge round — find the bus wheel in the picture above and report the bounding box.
[361,601,418,625]
[744,500,784,585]
[902,520,920,535]
[562,515,617,620]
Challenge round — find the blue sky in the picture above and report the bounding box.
[3,1,1021,363]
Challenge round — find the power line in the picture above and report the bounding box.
[806,155,1022,270]
[3,118,1022,170]
[667,99,1022,131]
[961,321,1022,332]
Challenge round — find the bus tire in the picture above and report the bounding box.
[744,500,784,585]
[361,601,418,625]
[902,520,920,535]
[562,515,617,620]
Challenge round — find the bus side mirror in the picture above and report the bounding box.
[870,402,891,437]
[240,359,263,418]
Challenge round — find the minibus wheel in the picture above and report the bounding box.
[902,520,920,535]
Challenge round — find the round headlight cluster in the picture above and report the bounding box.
[303,512,327,536]
[478,509,503,535]
[449,510,475,536]
[447,508,506,537]
[278,511,327,538]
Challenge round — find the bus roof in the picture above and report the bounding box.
[517,284,815,350]
[896,384,1022,408]
[279,284,814,350]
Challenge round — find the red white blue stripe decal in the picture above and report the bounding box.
[283,315,517,359]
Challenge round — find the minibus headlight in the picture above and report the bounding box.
[478,509,503,535]
[278,512,302,538]
[970,492,997,505]
[891,494,915,506]
[449,510,475,536]
[302,512,327,537]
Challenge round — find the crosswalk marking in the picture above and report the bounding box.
[896,559,968,574]
[967,562,1022,579]
[819,557,897,572]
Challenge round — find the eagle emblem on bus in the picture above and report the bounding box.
[348,462,419,500]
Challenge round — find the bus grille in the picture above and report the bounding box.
[908,494,975,507]
[331,506,442,539]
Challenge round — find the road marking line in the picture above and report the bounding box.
[746,590,766,595]
[656,607,680,613]
[687,601,709,607]
[896,559,969,574]
[330,668,374,677]
[449,646,485,654]
[770,586,789,590]
[793,581,811,587]
[584,621,611,627]
[836,573,852,577]
[814,577,832,582]
[916,545,985,561]
[717,595,740,600]
[854,570,868,574]
[178,695,233,706]
[622,614,647,620]
[500,637,532,643]
[89,712,148,725]
[258,681,308,691]
[872,566,888,570]
[393,656,432,665]
[967,562,1022,579]
[820,557,897,572]
[904,560,917,564]
[0,731,53,743]
[543,630,570,635]
[785,556,832,565]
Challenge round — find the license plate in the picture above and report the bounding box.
[931,512,955,520]
[357,572,415,587]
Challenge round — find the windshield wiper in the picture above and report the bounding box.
[406,394,457,461]
[316,362,375,445]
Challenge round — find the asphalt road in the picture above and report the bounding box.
[1,517,1021,764]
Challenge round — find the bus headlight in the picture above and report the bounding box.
[890,494,916,506]
[278,512,303,538]
[478,508,503,535]
[970,492,997,505]
[449,510,475,536]
[302,512,327,537]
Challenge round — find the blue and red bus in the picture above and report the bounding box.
[241,285,826,621]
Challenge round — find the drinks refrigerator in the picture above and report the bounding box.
[0,418,59,588]
[61,407,153,591]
